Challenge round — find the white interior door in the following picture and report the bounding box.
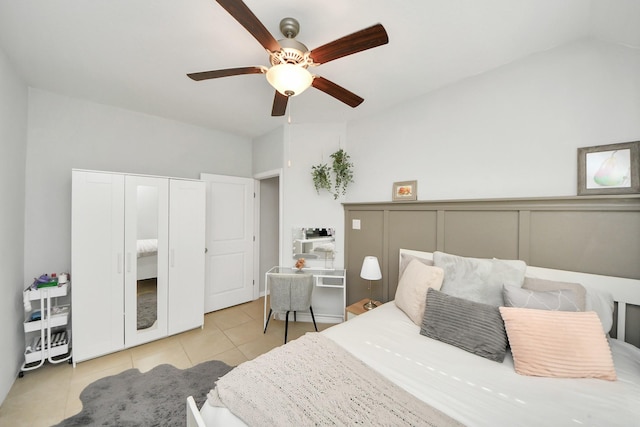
[201,173,256,312]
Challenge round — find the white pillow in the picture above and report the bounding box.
[586,288,615,334]
[395,259,444,325]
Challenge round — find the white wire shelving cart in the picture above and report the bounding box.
[20,283,72,376]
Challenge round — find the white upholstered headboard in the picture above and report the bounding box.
[399,249,640,343]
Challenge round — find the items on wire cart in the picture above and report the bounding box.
[20,275,72,376]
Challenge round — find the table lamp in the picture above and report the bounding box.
[360,256,382,310]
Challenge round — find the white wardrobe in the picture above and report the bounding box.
[71,170,206,363]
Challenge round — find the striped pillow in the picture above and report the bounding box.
[499,307,616,381]
[420,289,507,362]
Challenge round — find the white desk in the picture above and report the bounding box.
[264,267,346,328]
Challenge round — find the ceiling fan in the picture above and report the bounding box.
[187,0,389,116]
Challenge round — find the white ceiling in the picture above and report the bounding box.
[0,0,638,138]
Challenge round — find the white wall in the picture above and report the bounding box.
[254,122,348,271]
[0,48,28,403]
[253,122,349,319]
[281,123,347,270]
[24,89,253,282]
[253,126,283,175]
[345,40,640,202]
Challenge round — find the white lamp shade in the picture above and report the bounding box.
[266,64,313,96]
[360,256,382,280]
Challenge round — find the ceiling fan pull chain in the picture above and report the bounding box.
[287,116,292,167]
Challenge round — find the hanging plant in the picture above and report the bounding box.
[311,163,332,195]
[311,148,354,199]
[330,148,354,200]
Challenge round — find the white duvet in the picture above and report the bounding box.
[136,238,158,258]
[201,302,640,426]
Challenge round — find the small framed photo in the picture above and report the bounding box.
[392,180,417,201]
[577,141,640,195]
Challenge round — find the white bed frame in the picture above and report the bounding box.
[400,249,640,342]
[187,396,207,427]
[137,254,158,280]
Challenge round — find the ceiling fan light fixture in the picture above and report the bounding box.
[266,63,313,97]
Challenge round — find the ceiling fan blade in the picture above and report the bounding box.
[309,23,388,65]
[271,91,289,116]
[215,0,281,53]
[312,77,364,108]
[187,66,265,81]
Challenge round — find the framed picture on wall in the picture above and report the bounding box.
[577,141,640,195]
[392,180,418,201]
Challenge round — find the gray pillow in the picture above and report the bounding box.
[522,277,586,311]
[434,251,526,306]
[503,285,580,311]
[420,288,507,362]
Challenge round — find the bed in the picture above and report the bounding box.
[136,238,158,280]
[194,249,640,426]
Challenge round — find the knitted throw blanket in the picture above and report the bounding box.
[207,333,464,426]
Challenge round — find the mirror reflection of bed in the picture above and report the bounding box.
[292,227,335,269]
[136,184,159,331]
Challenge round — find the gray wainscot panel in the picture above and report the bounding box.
[344,195,640,345]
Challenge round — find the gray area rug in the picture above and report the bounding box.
[55,360,233,426]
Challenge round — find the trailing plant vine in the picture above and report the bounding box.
[311,148,354,199]
[331,149,354,199]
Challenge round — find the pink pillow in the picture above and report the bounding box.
[499,307,616,381]
[394,260,444,325]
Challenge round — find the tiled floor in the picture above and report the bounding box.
[0,297,331,426]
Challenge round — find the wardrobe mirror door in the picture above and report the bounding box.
[136,185,159,330]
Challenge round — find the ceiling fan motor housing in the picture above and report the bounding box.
[270,38,310,67]
[268,17,311,67]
